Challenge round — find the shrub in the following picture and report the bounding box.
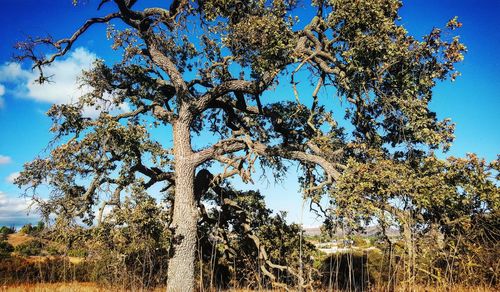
[319,249,384,290]
[0,241,14,258]
[14,240,44,256]
[19,221,45,236]
[0,226,15,235]
[19,224,33,235]
[0,226,15,240]
[46,245,62,256]
[352,235,370,248]
[0,256,90,284]
[67,248,87,258]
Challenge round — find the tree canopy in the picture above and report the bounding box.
[13,0,486,290]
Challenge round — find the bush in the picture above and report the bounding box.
[19,221,45,236]
[0,241,14,258]
[46,245,62,256]
[0,226,15,240]
[0,256,90,284]
[67,248,87,257]
[352,235,370,248]
[319,249,384,290]
[19,224,33,235]
[14,240,44,256]
[0,226,15,235]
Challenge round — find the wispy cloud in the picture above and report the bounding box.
[0,62,32,82]
[6,172,20,184]
[0,47,130,118]
[0,191,38,227]
[0,84,5,108]
[0,48,96,104]
[0,155,12,165]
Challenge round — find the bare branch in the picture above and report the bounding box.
[21,12,120,80]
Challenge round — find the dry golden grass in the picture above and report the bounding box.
[1,282,107,292]
[1,283,169,292]
[0,283,497,292]
[22,256,48,263]
[370,285,496,292]
[68,257,84,264]
[7,233,34,247]
[13,255,83,265]
[5,232,84,264]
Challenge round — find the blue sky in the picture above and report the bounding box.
[0,0,498,228]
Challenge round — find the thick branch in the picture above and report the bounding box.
[193,138,247,166]
[250,141,342,181]
[131,162,174,188]
[143,39,189,96]
[193,71,278,114]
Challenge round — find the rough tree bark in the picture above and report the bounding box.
[167,120,198,292]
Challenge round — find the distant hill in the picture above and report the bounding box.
[304,225,400,237]
[303,227,321,236]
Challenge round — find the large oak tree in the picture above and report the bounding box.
[14,0,466,290]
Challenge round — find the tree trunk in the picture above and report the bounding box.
[167,121,198,292]
[402,220,415,286]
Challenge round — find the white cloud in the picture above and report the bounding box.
[0,191,38,227]
[119,102,131,113]
[0,84,4,108]
[0,47,130,118]
[0,155,12,165]
[0,192,28,212]
[6,172,20,184]
[0,62,31,82]
[25,47,96,104]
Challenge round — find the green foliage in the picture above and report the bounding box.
[14,0,467,221]
[45,245,62,256]
[14,240,44,256]
[326,151,500,286]
[319,250,383,290]
[0,226,15,235]
[224,12,296,73]
[19,222,45,236]
[0,257,89,284]
[77,191,170,289]
[0,241,14,258]
[19,224,32,235]
[198,188,317,289]
[67,248,87,257]
[0,226,15,241]
[35,188,316,289]
[351,236,370,248]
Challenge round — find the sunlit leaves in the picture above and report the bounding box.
[329,150,499,236]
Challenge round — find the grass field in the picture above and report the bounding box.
[6,233,34,247]
[1,282,107,292]
[0,283,497,292]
